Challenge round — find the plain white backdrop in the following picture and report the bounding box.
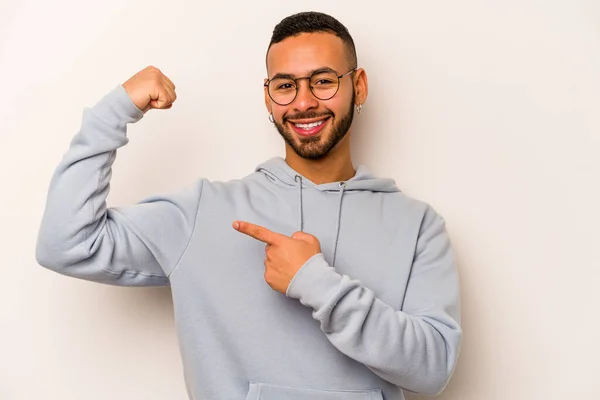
[1,0,599,399]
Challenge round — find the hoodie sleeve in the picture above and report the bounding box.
[286,205,462,395]
[35,85,202,286]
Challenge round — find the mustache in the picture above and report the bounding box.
[283,111,333,122]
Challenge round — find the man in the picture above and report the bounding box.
[36,11,461,400]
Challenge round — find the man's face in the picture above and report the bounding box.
[265,32,356,160]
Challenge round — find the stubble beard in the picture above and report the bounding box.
[273,93,355,160]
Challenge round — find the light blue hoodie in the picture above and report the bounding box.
[36,84,462,400]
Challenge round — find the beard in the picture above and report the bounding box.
[272,93,355,160]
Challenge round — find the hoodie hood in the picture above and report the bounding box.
[256,157,400,268]
[256,157,401,193]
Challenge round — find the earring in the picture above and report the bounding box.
[268,113,274,123]
[356,103,362,114]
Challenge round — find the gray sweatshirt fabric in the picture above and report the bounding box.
[36,84,462,400]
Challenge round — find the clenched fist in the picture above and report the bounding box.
[122,66,177,114]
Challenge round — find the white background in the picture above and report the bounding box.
[1,0,599,399]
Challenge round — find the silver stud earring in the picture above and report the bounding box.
[356,103,362,114]
[268,113,274,123]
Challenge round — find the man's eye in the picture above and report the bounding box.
[315,79,333,85]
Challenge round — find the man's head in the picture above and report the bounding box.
[265,12,368,160]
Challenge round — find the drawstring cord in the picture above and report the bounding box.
[294,175,303,232]
[332,181,346,268]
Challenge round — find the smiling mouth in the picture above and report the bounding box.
[287,117,331,137]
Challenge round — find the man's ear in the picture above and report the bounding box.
[354,68,368,106]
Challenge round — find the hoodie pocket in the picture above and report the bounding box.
[245,382,383,400]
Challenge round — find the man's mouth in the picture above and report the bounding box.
[287,117,331,137]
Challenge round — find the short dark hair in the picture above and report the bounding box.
[267,11,358,69]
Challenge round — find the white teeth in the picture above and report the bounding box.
[295,120,324,129]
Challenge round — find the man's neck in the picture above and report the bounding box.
[284,143,356,185]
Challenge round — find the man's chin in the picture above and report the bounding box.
[275,121,338,159]
[294,147,329,160]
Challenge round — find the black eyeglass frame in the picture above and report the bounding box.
[264,67,357,106]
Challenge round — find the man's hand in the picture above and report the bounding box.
[122,65,177,114]
[233,221,321,293]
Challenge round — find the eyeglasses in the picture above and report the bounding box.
[264,68,357,106]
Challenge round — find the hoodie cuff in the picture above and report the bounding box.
[286,253,344,310]
[90,84,145,129]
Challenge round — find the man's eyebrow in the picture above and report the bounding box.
[269,67,337,80]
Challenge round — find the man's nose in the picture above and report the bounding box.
[292,79,319,112]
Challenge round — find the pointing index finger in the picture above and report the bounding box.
[233,221,284,245]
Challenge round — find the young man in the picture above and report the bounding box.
[36,11,461,400]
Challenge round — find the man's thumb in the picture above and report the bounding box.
[291,231,315,242]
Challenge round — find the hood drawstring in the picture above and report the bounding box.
[332,181,346,268]
[294,175,304,232]
[294,175,346,268]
